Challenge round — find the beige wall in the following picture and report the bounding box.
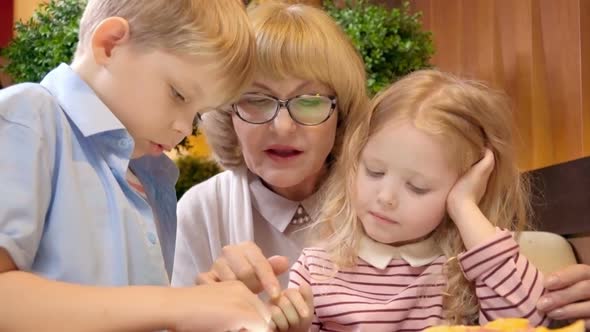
[14,0,46,23]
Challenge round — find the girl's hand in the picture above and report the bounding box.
[447,149,495,221]
[269,284,314,332]
[446,149,497,249]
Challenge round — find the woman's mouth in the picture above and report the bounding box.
[265,145,303,161]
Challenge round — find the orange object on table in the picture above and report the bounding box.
[424,318,585,332]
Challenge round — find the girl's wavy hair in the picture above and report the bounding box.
[310,69,532,324]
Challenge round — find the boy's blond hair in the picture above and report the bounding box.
[76,0,255,105]
[312,69,532,325]
[201,1,369,169]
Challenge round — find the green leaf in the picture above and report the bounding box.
[2,0,86,83]
[175,156,222,199]
[325,0,434,95]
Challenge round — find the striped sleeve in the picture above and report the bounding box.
[458,230,549,327]
[289,249,322,332]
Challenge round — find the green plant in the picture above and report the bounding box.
[175,155,222,199]
[325,0,434,95]
[1,0,85,83]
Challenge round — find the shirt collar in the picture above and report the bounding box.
[248,172,319,233]
[358,234,442,269]
[42,63,137,175]
[40,63,125,137]
[40,63,179,191]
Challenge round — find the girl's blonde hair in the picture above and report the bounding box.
[312,69,531,324]
[76,0,255,105]
[202,0,369,169]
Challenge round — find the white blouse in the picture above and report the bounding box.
[171,166,318,288]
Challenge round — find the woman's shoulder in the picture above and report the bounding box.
[178,167,248,204]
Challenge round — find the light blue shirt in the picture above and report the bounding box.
[0,64,179,286]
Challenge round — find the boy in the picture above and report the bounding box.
[0,0,269,330]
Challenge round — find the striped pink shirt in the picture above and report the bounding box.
[289,230,549,331]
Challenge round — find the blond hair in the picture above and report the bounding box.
[202,0,369,169]
[312,69,531,324]
[76,0,255,105]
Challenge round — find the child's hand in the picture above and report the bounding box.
[447,149,495,221]
[170,280,272,332]
[446,149,497,249]
[269,284,314,332]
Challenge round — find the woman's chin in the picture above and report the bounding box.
[260,173,305,190]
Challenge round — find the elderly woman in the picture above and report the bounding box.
[171,1,369,294]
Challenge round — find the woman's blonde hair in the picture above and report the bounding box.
[76,0,255,105]
[312,69,531,324]
[202,0,369,169]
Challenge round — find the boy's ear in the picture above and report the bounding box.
[91,17,131,65]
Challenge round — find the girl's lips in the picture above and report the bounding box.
[370,211,399,224]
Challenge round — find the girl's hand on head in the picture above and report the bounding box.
[446,149,495,221]
[445,149,498,249]
[269,284,314,332]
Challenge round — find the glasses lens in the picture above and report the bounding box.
[289,95,334,125]
[235,94,277,123]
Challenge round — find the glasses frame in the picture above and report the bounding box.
[232,92,337,126]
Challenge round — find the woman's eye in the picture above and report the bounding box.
[407,183,430,195]
[248,98,272,106]
[171,87,186,102]
[297,98,322,107]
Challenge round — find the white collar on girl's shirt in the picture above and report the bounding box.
[358,234,443,269]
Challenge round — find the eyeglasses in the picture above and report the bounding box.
[232,93,337,126]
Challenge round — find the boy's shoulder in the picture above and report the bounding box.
[0,82,62,131]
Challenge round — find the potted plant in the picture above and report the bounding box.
[1,0,85,84]
[325,0,434,95]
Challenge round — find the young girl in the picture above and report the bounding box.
[272,69,550,331]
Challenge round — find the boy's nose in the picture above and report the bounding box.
[173,114,195,137]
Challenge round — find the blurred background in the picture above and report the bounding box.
[1,0,589,198]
